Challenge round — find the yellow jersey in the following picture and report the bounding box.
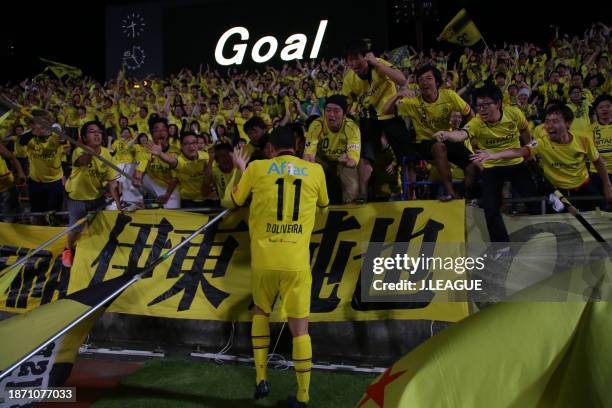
[231,155,328,271]
[529,127,599,189]
[397,89,471,142]
[65,147,118,200]
[590,121,612,173]
[234,115,250,141]
[175,151,209,201]
[342,58,398,120]
[254,112,272,126]
[212,164,240,199]
[538,82,565,106]
[21,134,64,183]
[111,139,136,164]
[99,107,120,130]
[463,106,528,168]
[136,146,179,187]
[134,116,150,134]
[568,100,592,134]
[304,117,361,163]
[6,135,28,159]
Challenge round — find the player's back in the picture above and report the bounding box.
[241,154,328,271]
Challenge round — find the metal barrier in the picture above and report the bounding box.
[1,195,607,226]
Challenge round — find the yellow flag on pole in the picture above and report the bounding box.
[437,9,482,47]
[39,58,82,79]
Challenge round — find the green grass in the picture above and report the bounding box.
[92,359,377,408]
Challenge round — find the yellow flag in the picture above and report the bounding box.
[357,265,612,407]
[39,58,82,79]
[437,9,482,47]
[0,273,134,403]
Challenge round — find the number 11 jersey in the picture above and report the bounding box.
[231,154,329,271]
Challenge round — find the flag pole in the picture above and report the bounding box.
[527,161,612,254]
[0,208,231,381]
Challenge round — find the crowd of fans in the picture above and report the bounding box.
[0,22,610,264]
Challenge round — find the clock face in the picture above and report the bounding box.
[122,45,146,70]
[121,13,146,38]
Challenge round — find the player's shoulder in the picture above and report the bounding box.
[303,157,325,176]
[246,157,269,174]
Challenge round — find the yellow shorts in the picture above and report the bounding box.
[252,267,312,318]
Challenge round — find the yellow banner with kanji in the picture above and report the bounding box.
[0,201,468,322]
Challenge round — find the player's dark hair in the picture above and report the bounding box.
[269,126,295,150]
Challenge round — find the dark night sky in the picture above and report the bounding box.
[1,0,605,83]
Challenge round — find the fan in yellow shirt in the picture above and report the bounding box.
[63,121,121,267]
[472,103,612,213]
[439,85,538,242]
[567,85,592,134]
[206,139,242,207]
[243,116,270,161]
[590,94,612,175]
[131,106,150,133]
[133,116,180,208]
[342,39,410,203]
[7,123,29,176]
[19,109,67,222]
[0,142,26,222]
[252,99,272,126]
[304,95,360,204]
[229,126,328,407]
[108,127,142,209]
[151,131,211,208]
[534,71,566,107]
[229,105,253,142]
[382,64,477,201]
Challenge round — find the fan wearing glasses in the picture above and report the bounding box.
[433,85,539,243]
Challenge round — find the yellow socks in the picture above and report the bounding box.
[292,334,312,403]
[251,314,270,383]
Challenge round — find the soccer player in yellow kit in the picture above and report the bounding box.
[230,126,329,408]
